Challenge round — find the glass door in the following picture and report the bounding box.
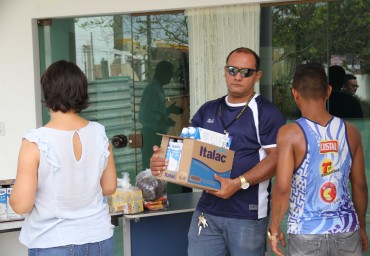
[38,12,189,193]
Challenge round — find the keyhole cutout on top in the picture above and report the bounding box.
[73,131,82,161]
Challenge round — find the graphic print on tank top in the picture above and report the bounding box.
[288,117,359,234]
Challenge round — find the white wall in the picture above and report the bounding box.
[356,74,370,101]
[0,0,286,180]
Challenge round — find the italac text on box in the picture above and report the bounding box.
[157,134,235,191]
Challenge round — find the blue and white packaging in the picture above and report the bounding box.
[166,139,183,172]
[6,187,22,219]
[165,139,174,160]
[157,134,235,191]
[0,186,7,220]
[180,127,231,149]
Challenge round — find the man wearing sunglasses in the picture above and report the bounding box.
[150,47,285,256]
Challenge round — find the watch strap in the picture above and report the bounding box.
[267,228,281,242]
[239,175,246,184]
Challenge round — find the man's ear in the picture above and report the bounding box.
[291,87,299,101]
[255,70,262,82]
[327,85,332,99]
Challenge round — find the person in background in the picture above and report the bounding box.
[139,60,183,169]
[343,74,359,96]
[269,63,368,256]
[150,47,285,256]
[328,65,363,119]
[10,60,117,256]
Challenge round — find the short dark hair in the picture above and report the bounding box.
[328,65,345,91]
[154,60,173,79]
[225,47,260,71]
[41,60,89,113]
[345,74,357,84]
[293,63,328,99]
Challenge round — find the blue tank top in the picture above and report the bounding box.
[288,117,359,234]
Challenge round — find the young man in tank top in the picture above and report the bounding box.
[269,63,368,256]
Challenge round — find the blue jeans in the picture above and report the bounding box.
[288,230,363,256]
[188,210,268,256]
[28,236,114,256]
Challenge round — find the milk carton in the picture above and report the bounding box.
[0,186,7,220]
[166,139,183,172]
[180,127,231,149]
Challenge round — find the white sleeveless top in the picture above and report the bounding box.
[19,122,114,248]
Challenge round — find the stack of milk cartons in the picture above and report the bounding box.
[180,127,231,149]
[163,127,231,174]
[0,186,7,221]
[0,185,23,221]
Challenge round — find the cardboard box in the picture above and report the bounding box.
[157,134,235,191]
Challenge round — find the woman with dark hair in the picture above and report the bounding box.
[10,60,117,256]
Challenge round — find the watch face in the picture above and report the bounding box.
[241,182,249,189]
[240,176,249,189]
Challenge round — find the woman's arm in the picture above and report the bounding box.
[9,139,39,214]
[100,143,117,196]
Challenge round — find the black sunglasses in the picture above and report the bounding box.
[225,66,257,78]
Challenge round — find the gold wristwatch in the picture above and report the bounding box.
[239,175,250,190]
[267,228,280,241]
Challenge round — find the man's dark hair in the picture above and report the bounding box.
[154,60,174,84]
[328,65,345,91]
[226,47,260,71]
[41,60,89,113]
[293,63,328,99]
[344,74,357,84]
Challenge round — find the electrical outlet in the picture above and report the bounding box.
[0,122,5,136]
